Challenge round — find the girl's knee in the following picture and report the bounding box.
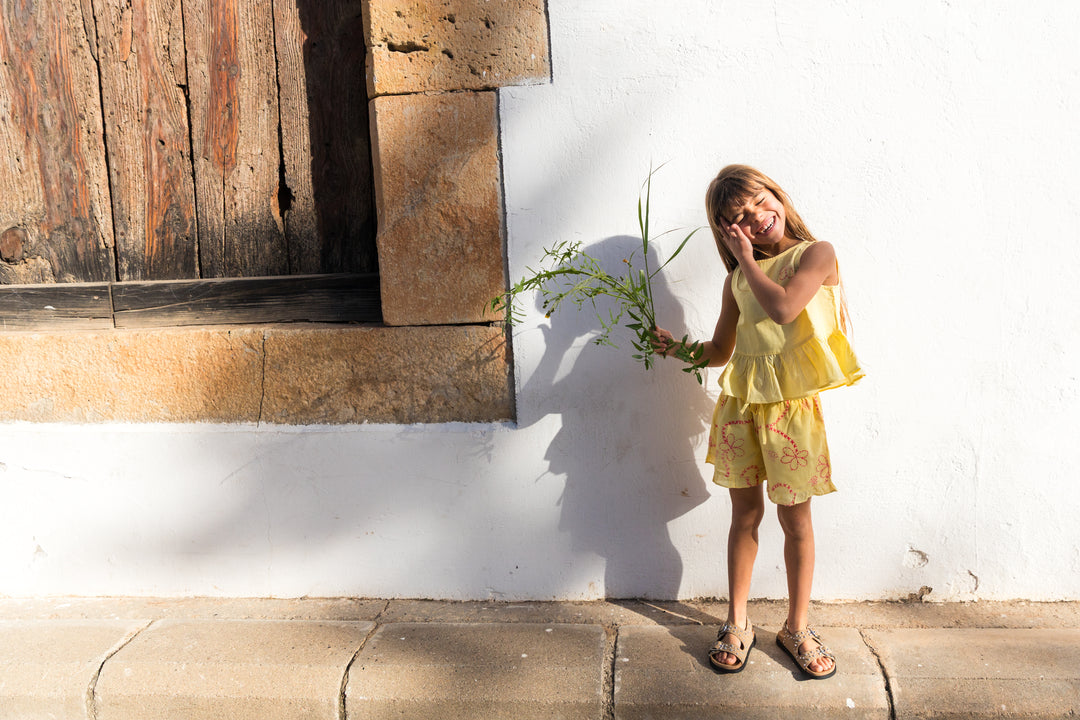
[776,500,814,538]
[730,488,766,529]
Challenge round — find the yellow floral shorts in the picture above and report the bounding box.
[705,394,837,506]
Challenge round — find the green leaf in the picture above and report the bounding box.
[642,171,651,254]
[637,195,645,243]
[487,164,703,381]
[655,226,704,274]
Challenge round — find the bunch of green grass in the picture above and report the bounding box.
[491,169,709,383]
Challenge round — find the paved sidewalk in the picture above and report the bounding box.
[0,597,1077,719]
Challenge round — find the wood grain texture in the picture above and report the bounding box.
[274,0,377,275]
[0,283,113,330]
[92,0,199,281]
[0,274,379,329]
[184,0,287,278]
[112,273,380,326]
[0,0,115,283]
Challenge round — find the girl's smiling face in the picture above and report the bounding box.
[725,189,787,246]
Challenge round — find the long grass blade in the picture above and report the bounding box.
[487,166,707,383]
[654,227,703,274]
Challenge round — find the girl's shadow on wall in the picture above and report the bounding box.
[518,235,717,599]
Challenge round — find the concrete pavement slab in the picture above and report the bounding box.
[379,598,720,627]
[684,600,1080,630]
[3,597,1076,628]
[346,622,607,720]
[614,624,890,720]
[868,628,1080,719]
[94,619,373,720]
[0,597,388,622]
[0,619,143,720]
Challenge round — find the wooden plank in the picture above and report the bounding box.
[91,0,199,281]
[0,0,116,283]
[111,273,381,327]
[0,273,381,330]
[184,0,288,277]
[273,0,377,275]
[0,284,113,330]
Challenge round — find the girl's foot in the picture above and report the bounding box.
[708,619,755,672]
[715,630,739,666]
[715,618,747,666]
[776,623,836,679]
[793,624,833,674]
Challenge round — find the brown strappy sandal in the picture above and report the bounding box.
[708,619,756,673]
[776,623,837,679]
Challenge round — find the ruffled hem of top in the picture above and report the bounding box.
[718,330,864,404]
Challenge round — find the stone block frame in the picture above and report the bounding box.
[0,0,550,425]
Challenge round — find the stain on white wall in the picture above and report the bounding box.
[1,0,1078,601]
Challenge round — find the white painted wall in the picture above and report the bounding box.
[2,0,1078,601]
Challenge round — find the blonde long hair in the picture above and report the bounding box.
[705,164,851,332]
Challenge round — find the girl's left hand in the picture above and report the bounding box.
[650,326,676,356]
[722,223,754,262]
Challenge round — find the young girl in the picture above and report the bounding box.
[654,165,863,679]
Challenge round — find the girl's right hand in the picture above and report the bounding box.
[723,223,755,264]
[650,326,676,356]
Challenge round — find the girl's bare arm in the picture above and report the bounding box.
[653,273,739,367]
[726,226,837,324]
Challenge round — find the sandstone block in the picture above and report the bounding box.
[370,92,505,326]
[261,325,513,424]
[0,328,264,423]
[0,324,512,424]
[363,0,550,96]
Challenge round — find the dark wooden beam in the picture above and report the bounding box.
[0,274,381,330]
[0,284,113,330]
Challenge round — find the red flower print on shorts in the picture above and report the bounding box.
[781,446,809,470]
[721,434,745,462]
[773,483,797,506]
[817,454,831,480]
[740,465,764,487]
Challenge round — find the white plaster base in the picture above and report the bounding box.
[2,0,1080,601]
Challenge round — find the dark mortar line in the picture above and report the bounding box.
[492,90,518,422]
[86,619,155,720]
[542,0,554,84]
[256,330,268,426]
[859,628,897,720]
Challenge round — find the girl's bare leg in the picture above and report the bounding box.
[776,499,834,674]
[715,485,765,666]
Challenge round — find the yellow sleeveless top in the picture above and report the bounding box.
[718,241,864,404]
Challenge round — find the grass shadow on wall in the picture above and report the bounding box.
[517,235,716,600]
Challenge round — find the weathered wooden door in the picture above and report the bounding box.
[0,0,377,327]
